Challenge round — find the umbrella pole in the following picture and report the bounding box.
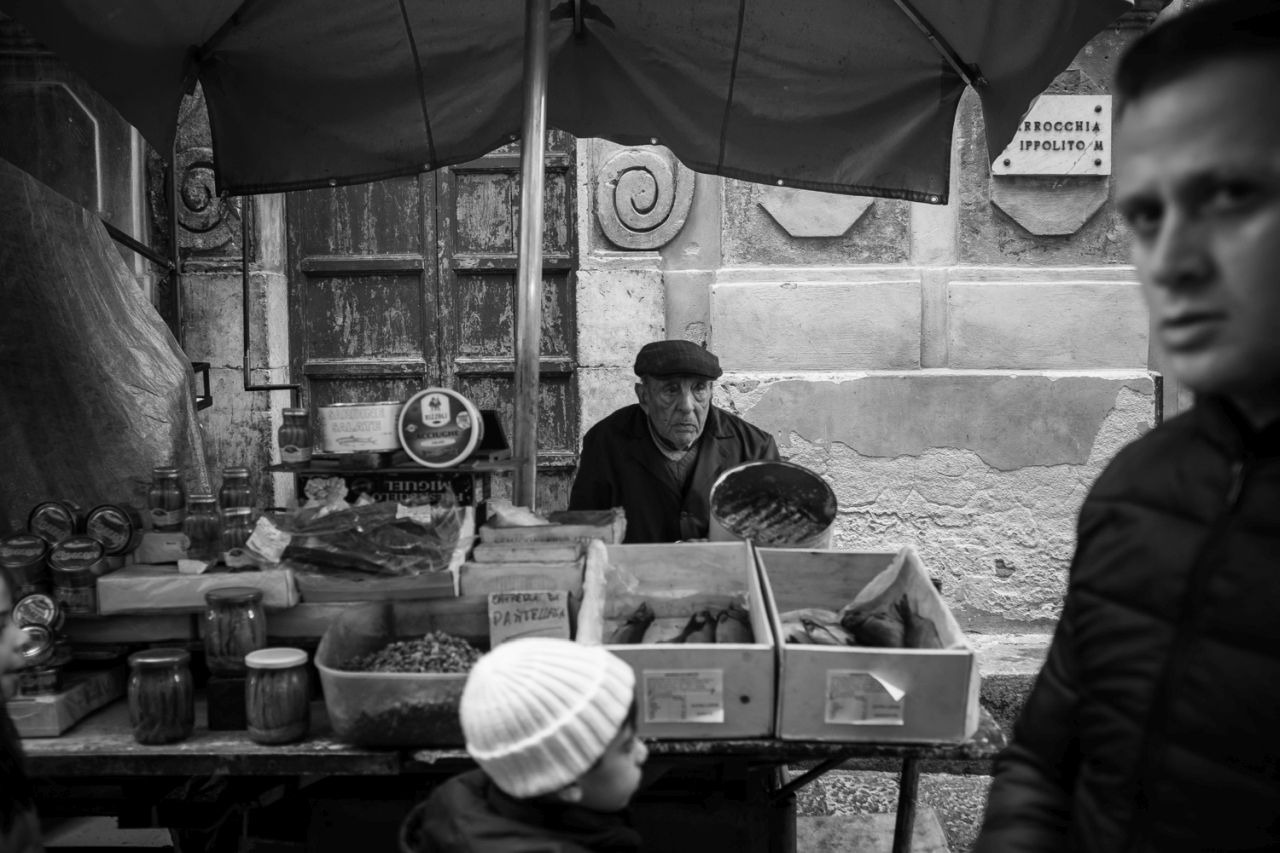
[513,0,550,510]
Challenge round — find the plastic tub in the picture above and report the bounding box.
[315,599,488,747]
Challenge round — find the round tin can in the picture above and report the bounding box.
[18,624,54,668]
[317,401,404,453]
[48,536,107,616]
[397,388,483,468]
[18,665,62,696]
[0,532,51,599]
[13,593,64,632]
[85,503,143,556]
[28,500,84,545]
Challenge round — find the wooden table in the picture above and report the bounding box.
[25,699,1006,853]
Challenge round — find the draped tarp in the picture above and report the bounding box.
[0,0,1131,203]
[0,157,209,533]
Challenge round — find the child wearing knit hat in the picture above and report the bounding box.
[399,637,648,853]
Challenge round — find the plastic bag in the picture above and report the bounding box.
[273,487,465,577]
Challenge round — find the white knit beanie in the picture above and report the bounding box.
[460,637,636,799]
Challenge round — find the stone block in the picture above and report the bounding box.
[577,367,639,440]
[797,807,949,852]
[575,268,664,367]
[947,280,1147,369]
[710,280,921,370]
[723,178,909,265]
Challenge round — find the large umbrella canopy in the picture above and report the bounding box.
[0,0,1129,204]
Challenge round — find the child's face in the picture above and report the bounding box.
[572,721,648,813]
[0,578,26,675]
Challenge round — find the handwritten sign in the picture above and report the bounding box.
[488,590,571,646]
[992,95,1112,177]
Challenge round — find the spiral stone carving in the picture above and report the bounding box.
[595,146,694,250]
[175,146,241,252]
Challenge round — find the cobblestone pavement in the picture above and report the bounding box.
[795,769,993,853]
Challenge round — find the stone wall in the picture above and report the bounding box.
[575,9,1166,634]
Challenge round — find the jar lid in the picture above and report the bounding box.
[0,532,47,566]
[283,407,307,416]
[188,493,217,505]
[204,586,264,603]
[128,647,191,667]
[13,594,60,629]
[153,466,180,476]
[48,535,106,570]
[19,625,53,665]
[245,647,308,669]
[223,467,250,477]
[223,507,254,518]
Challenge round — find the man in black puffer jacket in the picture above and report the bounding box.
[976,2,1280,850]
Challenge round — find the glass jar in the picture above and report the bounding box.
[183,495,222,562]
[127,648,194,744]
[218,468,254,511]
[220,507,256,554]
[203,587,266,676]
[0,533,51,599]
[245,647,311,744]
[278,408,313,465]
[148,467,186,532]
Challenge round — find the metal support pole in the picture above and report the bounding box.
[891,755,921,853]
[513,0,549,510]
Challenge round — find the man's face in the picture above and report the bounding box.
[1115,55,1280,423]
[635,375,712,450]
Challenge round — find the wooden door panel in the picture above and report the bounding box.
[453,168,572,255]
[451,272,575,358]
[299,274,428,359]
[290,178,424,255]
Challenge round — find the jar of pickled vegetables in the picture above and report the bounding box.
[277,409,313,465]
[147,467,186,532]
[202,587,266,676]
[220,507,256,554]
[183,495,222,562]
[245,647,311,745]
[127,648,194,744]
[218,467,253,511]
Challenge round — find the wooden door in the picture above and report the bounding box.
[287,134,578,510]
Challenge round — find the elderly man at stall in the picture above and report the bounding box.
[568,340,779,543]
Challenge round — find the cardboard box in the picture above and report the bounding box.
[577,541,776,739]
[96,565,299,613]
[9,666,127,737]
[478,508,625,545]
[756,547,979,744]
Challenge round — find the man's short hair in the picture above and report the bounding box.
[1116,0,1280,112]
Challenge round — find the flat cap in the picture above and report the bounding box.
[634,340,722,380]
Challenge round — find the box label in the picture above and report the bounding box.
[642,669,725,724]
[488,590,571,646]
[824,671,905,725]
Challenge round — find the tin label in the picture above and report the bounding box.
[642,669,725,724]
[150,507,186,529]
[14,594,61,630]
[86,506,135,553]
[280,445,313,464]
[0,533,47,565]
[54,585,97,615]
[48,537,105,570]
[29,505,75,544]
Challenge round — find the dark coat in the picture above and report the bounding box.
[567,404,780,543]
[1,702,43,853]
[975,397,1280,852]
[399,770,641,853]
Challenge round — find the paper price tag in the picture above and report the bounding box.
[824,671,906,725]
[487,591,571,646]
[246,516,291,564]
[642,669,725,724]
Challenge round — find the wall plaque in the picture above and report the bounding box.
[992,95,1112,177]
